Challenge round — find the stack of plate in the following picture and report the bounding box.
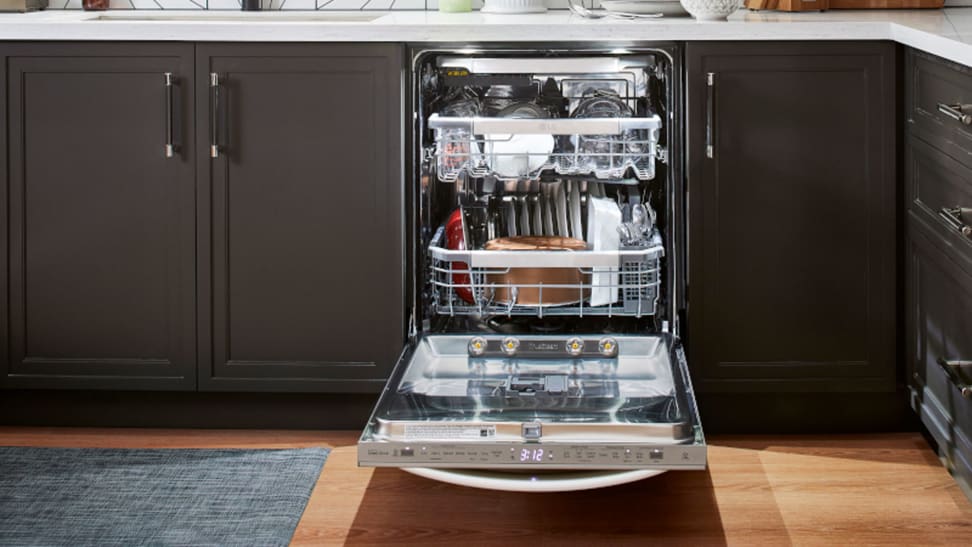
[599,0,690,15]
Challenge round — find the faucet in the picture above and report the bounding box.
[242,0,260,10]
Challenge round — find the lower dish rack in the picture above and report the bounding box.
[429,227,664,318]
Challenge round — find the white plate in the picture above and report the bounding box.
[404,467,664,492]
[600,0,690,16]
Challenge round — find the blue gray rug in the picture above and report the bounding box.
[0,446,329,547]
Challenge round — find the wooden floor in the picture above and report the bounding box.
[1,428,970,546]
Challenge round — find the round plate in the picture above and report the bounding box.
[403,467,665,493]
[600,0,690,16]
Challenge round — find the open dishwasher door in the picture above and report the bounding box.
[358,333,705,491]
[357,45,704,492]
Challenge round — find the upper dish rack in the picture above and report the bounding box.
[429,114,663,183]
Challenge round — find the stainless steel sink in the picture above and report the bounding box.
[90,13,384,23]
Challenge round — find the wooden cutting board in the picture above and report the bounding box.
[745,0,943,10]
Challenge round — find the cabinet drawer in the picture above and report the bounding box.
[907,49,972,169]
[907,215,972,488]
[906,136,972,259]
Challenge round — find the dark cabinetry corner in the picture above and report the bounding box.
[686,42,899,401]
[905,47,972,488]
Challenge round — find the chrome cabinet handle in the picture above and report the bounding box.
[937,103,972,126]
[210,72,221,159]
[936,357,972,399]
[939,206,972,238]
[164,72,175,159]
[705,72,715,159]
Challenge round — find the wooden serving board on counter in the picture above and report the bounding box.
[745,0,943,11]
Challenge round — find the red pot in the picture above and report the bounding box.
[445,209,475,304]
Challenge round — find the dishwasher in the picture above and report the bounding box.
[358,45,705,492]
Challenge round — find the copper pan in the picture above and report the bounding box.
[483,236,590,306]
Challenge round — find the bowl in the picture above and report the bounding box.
[679,0,741,21]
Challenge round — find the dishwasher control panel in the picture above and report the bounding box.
[359,442,706,470]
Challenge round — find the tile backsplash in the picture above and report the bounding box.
[50,0,575,9]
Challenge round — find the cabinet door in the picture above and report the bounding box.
[686,42,897,393]
[3,44,196,390]
[197,44,404,392]
[907,212,972,486]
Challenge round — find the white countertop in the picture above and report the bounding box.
[5,8,972,67]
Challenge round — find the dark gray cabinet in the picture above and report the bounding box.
[686,42,898,394]
[905,48,972,490]
[195,44,404,392]
[2,44,197,390]
[907,213,972,488]
[1,42,405,394]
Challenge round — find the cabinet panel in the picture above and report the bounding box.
[197,44,404,392]
[907,213,972,488]
[686,42,897,393]
[906,136,972,258]
[3,43,196,390]
[906,48,972,170]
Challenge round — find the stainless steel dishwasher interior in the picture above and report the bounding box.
[358,45,704,492]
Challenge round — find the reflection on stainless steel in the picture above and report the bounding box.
[360,335,702,468]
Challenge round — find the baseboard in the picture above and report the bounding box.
[0,390,377,430]
[697,389,918,434]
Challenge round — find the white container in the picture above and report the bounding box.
[481,0,547,13]
[679,0,741,20]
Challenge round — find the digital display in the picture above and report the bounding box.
[520,448,544,462]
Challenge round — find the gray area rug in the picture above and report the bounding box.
[0,446,329,547]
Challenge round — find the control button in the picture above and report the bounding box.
[649,448,664,460]
[400,448,414,457]
[501,337,520,356]
[468,336,487,356]
[598,337,619,357]
[566,337,584,357]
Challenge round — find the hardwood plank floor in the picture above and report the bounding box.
[1,428,969,546]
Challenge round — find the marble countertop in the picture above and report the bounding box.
[4,8,972,67]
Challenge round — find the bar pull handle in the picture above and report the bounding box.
[936,357,972,399]
[937,103,972,125]
[705,72,715,159]
[210,72,221,159]
[939,206,972,238]
[164,72,175,159]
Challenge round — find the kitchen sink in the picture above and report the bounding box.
[89,13,384,23]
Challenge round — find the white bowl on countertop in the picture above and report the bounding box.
[481,0,548,13]
[601,0,690,16]
[678,0,742,21]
